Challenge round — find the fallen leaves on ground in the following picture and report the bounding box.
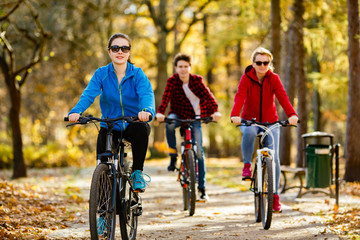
[323,207,360,239]
[0,172,87,240]
[315,182,360,239]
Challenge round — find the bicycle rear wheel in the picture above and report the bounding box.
[261,157,274,230]
[89,163,116,239]
[185,150,196,216]
[253,165,261,223]
[119,176,138,240]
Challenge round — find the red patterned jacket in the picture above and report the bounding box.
[157,73,218,119]
[231,65,297,122]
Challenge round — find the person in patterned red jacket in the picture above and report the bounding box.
[230,47,298,212]
[156,53,221,201]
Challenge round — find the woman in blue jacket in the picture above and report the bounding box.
[68,33,155,192]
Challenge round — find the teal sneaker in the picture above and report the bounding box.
[97,216,107,236]
[130,170,151,192]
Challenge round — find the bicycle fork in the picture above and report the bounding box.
[256,148,275,193]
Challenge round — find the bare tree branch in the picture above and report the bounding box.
[0,31,15,80]
[14,0,49,86]
[169,0,192,32]
[176,0,214,49]
[0,0,25,22]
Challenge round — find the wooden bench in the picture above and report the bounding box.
[280,165,306,198]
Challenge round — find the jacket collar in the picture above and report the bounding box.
[110,62,135,79]
[245,65,270,83]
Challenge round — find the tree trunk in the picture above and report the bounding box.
[279,28,296,166]
[293,0,307,168]
[153,32,169,145]
[310,52,322,132]
[203,14,218,157]
[344,0,360,182]
[7,78,27,178]
[271,0,281,74]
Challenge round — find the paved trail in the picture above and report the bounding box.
[48,161,345,240]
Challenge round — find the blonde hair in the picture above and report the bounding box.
[251,47,274,71]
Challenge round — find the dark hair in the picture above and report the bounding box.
[107,33,133,64]
[173,53,191,67]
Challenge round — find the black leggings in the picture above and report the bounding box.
[96,122,151,171]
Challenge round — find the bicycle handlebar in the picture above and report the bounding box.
[158,117,214,125]
[64,115,152,127]
[237,118,300,127]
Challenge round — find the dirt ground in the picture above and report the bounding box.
[47,160,359,240]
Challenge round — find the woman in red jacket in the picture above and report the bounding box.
[230,47,298,212]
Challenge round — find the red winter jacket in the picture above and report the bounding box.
[231,65,297,122]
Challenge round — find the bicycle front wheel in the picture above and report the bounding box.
[119,176,138,240]
[261,157,274,230]
[253,165,261,223]
[182,173,189,211]
[185,150,196,216]
[89,163,116,240]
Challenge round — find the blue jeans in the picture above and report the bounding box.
[240,125,281,194]
[166,113,206,189]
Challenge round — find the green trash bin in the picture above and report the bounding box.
[305,144,332,188]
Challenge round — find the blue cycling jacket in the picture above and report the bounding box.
[69,62,155,131]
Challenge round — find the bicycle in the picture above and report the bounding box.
[161,117,213,216]
[65,115,148,240]
[238,119,296,230]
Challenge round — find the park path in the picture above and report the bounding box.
[48,160,346,240]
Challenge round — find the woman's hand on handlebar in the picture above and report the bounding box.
[138,111,152,122]
[69,113,81,123]
[288,115,299,125]
[155,113,165,122]
[230,116,241,125]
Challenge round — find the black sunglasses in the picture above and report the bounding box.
[109,45,131,53]
[255,61,270,66]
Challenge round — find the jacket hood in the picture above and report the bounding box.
[244,65,271,83]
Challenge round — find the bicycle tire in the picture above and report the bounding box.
[181,161,189,211]
[119,175,138,240]
[261,157,273,230]
[89,163,116,240]
[253,165,261,223]
[186,150,196,216]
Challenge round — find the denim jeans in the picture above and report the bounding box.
[240,125,281,194]
[166,113,206,189]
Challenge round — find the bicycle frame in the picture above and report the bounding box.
[241,121,285,191]
[180,124,198,186]
[255,131,277,194]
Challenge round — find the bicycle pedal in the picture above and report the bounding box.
[134,207,143,216]
[133,189,145,193]
[242,177,252,181]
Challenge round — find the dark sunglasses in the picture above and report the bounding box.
[109,45,131,53]
[255,61,270,66]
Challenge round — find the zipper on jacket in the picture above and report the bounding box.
[118,78,126,130]
[259,83,263,122]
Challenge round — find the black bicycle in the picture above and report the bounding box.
[162,117,213,216]
[65,115,146,240]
